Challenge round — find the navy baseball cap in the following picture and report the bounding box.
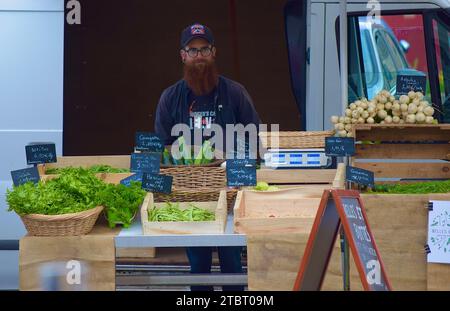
[180,23,215,48]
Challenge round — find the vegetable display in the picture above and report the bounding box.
[97,181,146,228]
[45,165,129,174]
[370,180,450,194]
[6,167,104,215]
[330,90,439,137]
[162,138,216,166]
[148,202,215,222]
[7,168,146,228]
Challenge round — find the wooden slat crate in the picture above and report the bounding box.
[37,155,130,176]
[141,191,228,235]
[37,155,134,184]
[234,164,345,235]
[233,188,324,234]
[351,124,450,181]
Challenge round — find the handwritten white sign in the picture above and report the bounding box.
[427,200,450,264]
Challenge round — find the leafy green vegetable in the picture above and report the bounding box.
[148,202,215,222]
[253,181,280,191]
[162,148,172,165]
[45,165,129,175]
[370,180,450,194]
[87,165,129,173]
[97,181,146,228]
[6,168,104,215]
[163,138,216,166]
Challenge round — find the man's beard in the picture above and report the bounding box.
[183,59,219,96]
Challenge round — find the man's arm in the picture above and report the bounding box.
[154,90,175,146]
[237,85,261,126]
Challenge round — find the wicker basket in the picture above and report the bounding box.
[160,159,225,169]
[155,167,237,210]
[259,131,334,149]
[20,206,104,236]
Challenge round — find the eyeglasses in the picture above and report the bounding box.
[184,46,213,58]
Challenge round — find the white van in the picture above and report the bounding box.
[284,0,450,130]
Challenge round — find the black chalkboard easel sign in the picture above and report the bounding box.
[346,166,375,188]
[135,132,164,152]
[226,159,257,168]
[130,152,160,174]
[325,137,355,157]
[293,189,391,291]
[396,74,427,96]
[226,159,257,187]
[120,173,143,187]
[11,167,40,186]
[142,173,173,194]
[25,143,57,165]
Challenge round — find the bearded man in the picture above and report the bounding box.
[155,23,260,146]
[154,23,260,291]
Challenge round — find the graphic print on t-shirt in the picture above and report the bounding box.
[188,93,216,130]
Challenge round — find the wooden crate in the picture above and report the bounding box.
[234,188,325,234]
[351,124,450,181]
[235,164,345,235]
[38,155,133,185]
[141,191,227,235]
[37,155,130,175]
[19,220,119,291]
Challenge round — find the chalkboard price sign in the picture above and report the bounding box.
[25,143,57,165]
[346,166,375,188]
[226,159,256,168]
[396,74,427,96]
[11,167,40,186]
[130,152,160,174]
[135,132,164,152]
[226,166,257,187]
[142,173,173,194]
[120,173,143,187]
[294,190,391,291]
[325,137,355,157]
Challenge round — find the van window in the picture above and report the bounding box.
[374,29,400,90]
[350,14,431,100]
[361,30,378,91]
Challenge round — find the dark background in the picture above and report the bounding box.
[64,0,302,155]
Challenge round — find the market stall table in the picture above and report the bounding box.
[115,213,248,288]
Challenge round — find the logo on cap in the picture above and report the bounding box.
[191,24,205,35]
